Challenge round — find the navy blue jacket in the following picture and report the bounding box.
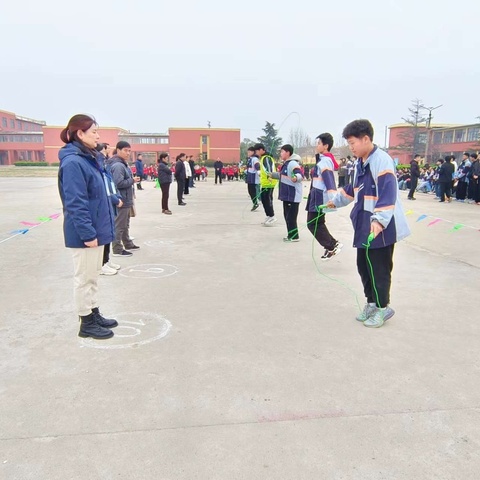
[135,159,144,177]
[58,142,115,248]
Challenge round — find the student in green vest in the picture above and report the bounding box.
[254,143,278,225]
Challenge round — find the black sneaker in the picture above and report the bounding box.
[251,204,259,212]
[125,244,140,251]
[178,202,187,206]
[112,250,133,257]
[321,242,343,261]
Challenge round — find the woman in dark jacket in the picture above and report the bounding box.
[157,152,173,214]
[58,114,118,340]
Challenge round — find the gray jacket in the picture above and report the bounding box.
[108,156,134,208]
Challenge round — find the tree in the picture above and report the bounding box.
[395,99,428,158]
[257,122,282,157]
[288,127,315,160]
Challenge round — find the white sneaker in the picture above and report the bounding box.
[108,261,121,270]
[100,264,118,276]
[264,216,277,226]
[261,217,269,225]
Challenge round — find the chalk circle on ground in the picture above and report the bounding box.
[80,312,172,350]
[155,224,188,230]
[119,264,178,279]
[144,239,174,248]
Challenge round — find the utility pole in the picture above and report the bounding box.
[421,104,443,161]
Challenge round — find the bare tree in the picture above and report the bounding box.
[288,127,315,160]
[395,99,428,158]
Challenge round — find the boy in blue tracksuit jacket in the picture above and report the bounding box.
[270,144,303,242]
[246,146,260,211]
[326,119,410,328]
[306,133,342,259]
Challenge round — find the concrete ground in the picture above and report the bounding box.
[0,177,479,480]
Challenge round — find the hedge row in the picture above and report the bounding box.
[13,162,60,167]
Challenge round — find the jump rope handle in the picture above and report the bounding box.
[362,232,375,249]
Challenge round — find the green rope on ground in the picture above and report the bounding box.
[309,207,362,313]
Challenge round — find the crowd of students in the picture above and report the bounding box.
[396,152,480,204]
[244,119,410,329]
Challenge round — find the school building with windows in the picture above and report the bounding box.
[0,108,240,166]
[388,122,480,164]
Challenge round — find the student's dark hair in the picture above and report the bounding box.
[247,146,255,153]
[159,152,169,161]
[281,144,294,155]
[342,119,374,141]
[444,155,452,162]
[414,154,421,159]
[137,153,142,158]
[471,153,478,160]
[316,133,334,151]
[176,153,186,161]
[463,152,470,156]
[60,114,97,144]
[95,143,108,152]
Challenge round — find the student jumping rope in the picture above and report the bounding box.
[306,133,343,259]
[246,146,260,211]
[269,144,303,242]
[254,143,278,226]
[326,120,410,328]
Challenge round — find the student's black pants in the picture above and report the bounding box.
[356,244,394,308]
[307,211,336,250]
[248,183,258,205]
[408,176,418,198]
[260,188,274,217]
[177,180,185,204]
[456,181,467,200]
[184,179,190,195]
[215,171,222,184]
[283,202,299,239]
[102,243,110,266]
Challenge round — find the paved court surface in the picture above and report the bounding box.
[0,177,479,479]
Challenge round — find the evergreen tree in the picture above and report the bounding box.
[257,121,282,157]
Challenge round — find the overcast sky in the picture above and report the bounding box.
[1,0,479,146]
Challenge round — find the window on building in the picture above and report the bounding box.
[158,138,168,144]
[17,120,22,130]
[2,117,7,128]
[454,129,465,143]
[202,135,208,145]
[202,152,208,161]
[418,133,427,144]
[433,132,442,144]
[442,130,453,144]
[467,127,480,142]
[10,119,15,129]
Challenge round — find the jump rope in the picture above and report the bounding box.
[241,113,382,312]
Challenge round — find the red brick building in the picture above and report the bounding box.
[0,108,240,166]
[168,128,240,163]
[388,122,480,164]
[0,109,46,164]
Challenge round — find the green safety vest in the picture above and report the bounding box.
[259,154,278,189]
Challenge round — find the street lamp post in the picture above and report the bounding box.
[421,104,443,162]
